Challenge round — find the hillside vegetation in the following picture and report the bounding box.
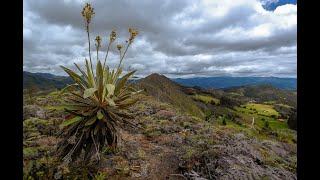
[23,74,297,179]
[23,71,72,91]
[222,85,297,108]
[134,73,204,117]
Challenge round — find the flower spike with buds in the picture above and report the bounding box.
[103,29,117,69]
[95,35,102,60]
[128,27,139,44]
[82,3,95,28]
[117,44,122,51]
[110,30,117,43]
[82,2,95,71]
[95,35,102,48]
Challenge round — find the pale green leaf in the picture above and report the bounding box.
[85,116,97,126]
[102,67,110,98]
[118,98,139,109]
[57,83,78,97]
[114,70,136,95]
[105,97,116,106]
[74,62,88,80]
[125,86,138,92]
[94,125,99,135]
[101,125,106,136]
[60,116,82,127]
[109,70,115,84]
[97,109,104,119]
[106,84,115,96]
[83,88,97,98]
[46,105,82,111]
[132,89,144,95]
[60,66,86,89]
[113,67,123,84]
[96,60,104,99]
[85,58,96,88]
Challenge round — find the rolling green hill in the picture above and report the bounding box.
[134,73,204,117]
[222,85,297,108]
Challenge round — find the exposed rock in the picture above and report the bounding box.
[131,172,142,178]
[35,97,57,106]
[99,157,113,169]
[156,110,176,119]
[170,116,178,122]
[160,125,181,134]
[262,140,290,158]
[186,132,297,180]
[23,105,47,120]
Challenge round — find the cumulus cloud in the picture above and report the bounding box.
[23,0,297,78]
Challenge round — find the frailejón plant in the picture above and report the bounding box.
[56,2,142,164]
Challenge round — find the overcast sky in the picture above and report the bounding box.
[23,0,297,78]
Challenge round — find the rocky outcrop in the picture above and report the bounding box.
[183,132,297,180]
[23,105,47,120]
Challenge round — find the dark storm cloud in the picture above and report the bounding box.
[23,0,296,77]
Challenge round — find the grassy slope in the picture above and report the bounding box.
[245,103,279,117]
[191,94,220,104]
[181,87,293,142]
[235,104,287,127]
[135,73,204,117]
[23,90,297,179]
[222,85,297,107]
[181,86,291,132]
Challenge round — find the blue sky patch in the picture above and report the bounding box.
[262,0,297,11]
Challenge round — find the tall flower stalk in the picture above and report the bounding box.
[103,29,116,69]
[82,3,95,72]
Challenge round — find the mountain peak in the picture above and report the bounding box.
[145,73,168,79]
[143,73,175,85]
[135,74,204,117]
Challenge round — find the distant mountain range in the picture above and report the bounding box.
[172,76,296,90]
[23,71,73,90]
[23,71,297,91]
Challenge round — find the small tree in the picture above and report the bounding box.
[264,121,270,129]
[287,110,297,130]
[222,119,227,125]
[210,100,216,106]
[270,114,277,119]
[220,96,240,108]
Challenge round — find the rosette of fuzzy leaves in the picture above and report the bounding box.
[57,61,142,163]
